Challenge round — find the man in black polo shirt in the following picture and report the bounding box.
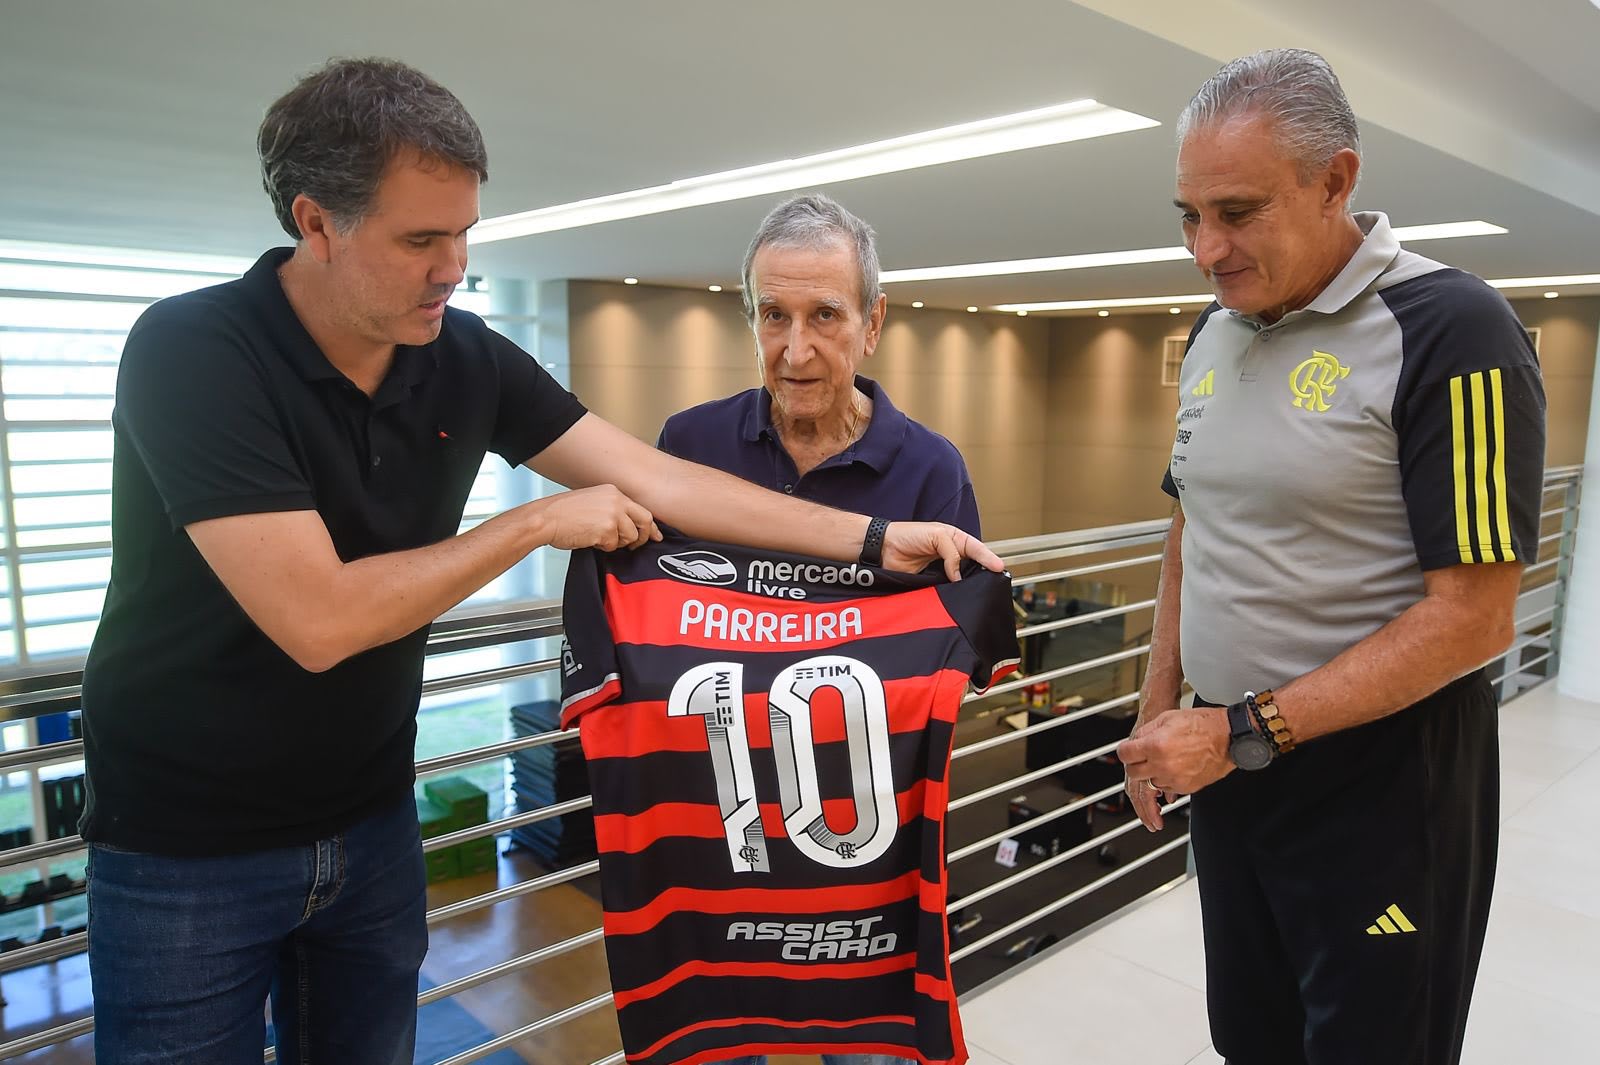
[79,59,997,1065]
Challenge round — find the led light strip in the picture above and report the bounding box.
[883,221,1506,285]
[995,269,1600,314]
[471,99,1159,243]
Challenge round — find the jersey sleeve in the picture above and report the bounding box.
[936,565,1021,692]
[558,548,623,728]
[1387,272,1546,570]
[116,301,315,529]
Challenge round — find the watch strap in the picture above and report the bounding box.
[1225,698,1255,741]
[859,516,889,567]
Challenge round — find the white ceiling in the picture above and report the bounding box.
[4,0,1600,313]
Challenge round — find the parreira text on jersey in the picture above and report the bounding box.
[680,600,865,644]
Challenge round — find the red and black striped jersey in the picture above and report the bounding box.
[559,537,1019,1065]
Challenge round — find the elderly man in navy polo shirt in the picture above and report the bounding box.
[658,192,978,1065]
[661,194,979,539]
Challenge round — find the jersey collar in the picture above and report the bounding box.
[743,375,908,474]
[1303,211,1400,315]
[247,247,438,400]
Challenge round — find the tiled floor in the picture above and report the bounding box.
[959,681,1600,1065]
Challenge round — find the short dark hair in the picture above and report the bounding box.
[257,57,489,239]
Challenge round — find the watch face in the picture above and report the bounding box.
[1230,735,1274,771]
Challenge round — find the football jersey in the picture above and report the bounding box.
[559,536,1019,1065]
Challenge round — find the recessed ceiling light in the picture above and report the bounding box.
[911,301,924,308]
[879,220,1505,284]
[1017,310,1028,316]
[1169,307,1182,314]
[471,99,1159,243]
[623,277,639,285]
[1544,291,1559,298]
[708,284,722,292]
[1389,221,1508,242]
[1097,310,1110,317]
[966,306,978,313]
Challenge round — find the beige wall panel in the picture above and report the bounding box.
[1512,295,1598,467]
[561,284,1595,547]
[565,283,1052,536]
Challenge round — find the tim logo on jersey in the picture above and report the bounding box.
[657,550,739,586]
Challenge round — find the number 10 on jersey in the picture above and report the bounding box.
[667,655,899,873]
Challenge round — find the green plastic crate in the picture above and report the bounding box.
[416,798,453,840]
[457,837,497,874]
[425,847,460,884]
[424,777,489,828]
[417,798,459,883]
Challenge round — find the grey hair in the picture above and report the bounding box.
[258,57,488,239]
[1178,48,1361,189]
[740,194,881,322]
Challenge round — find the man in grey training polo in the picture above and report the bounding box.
[1117,49,1545,1065]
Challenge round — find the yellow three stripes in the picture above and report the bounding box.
[1449,369,1516,564]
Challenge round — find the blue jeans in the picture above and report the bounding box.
[718,1057,915,1064]
[720,1049,921,1055]
[87,793,428,1065]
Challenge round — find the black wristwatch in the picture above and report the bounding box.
[1226,697,1275,771]
[859,516,889,567]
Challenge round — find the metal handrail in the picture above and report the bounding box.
[1007,551,1164,589]
[426,860,599,926]
[0,1018,94,1059]
[947,796,1192,914]
[969,644,1151,702]
[1014,598,1157,639]
[0,473,1580,1061]
[1492,650,1554,687]
[0,597,567,718]
[950,691,1141,762]
[0,930,85,975]
[417,929,605,1007]
[949,833,1193,963]
[949,740,1123,813]
[947,783,1126,863]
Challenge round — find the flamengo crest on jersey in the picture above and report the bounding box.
[560,537,1018,1065]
